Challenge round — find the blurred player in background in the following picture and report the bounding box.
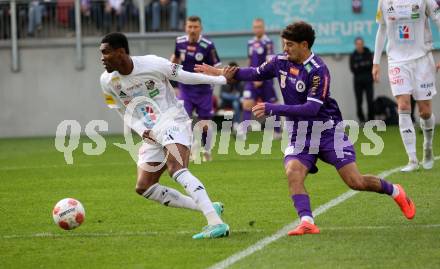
[373,0,439,172]
[99,32,230,239]
[196,21,416,236]
[171,16,221,162]
[238,18,281,139]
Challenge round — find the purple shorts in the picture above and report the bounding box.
[243,81,277,103]
[179,91,213,120]
[283,128,356,174]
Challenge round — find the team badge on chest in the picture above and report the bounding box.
[296,80,306,92]
[195,52,204,61]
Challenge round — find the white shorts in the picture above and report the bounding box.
[137,117,192,165]
[388,53,437,100]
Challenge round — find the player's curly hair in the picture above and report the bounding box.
[101,32,130,54]
[281,21,315,49]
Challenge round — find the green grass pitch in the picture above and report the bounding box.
[0,126,439,269]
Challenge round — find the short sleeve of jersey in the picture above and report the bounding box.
[207,43,221,67]
[306,68,329,105]
[149,55,183,80]
[376,0,385,24]
[426,0,440,19]
[100,73,120,109]
[256,55,277,79]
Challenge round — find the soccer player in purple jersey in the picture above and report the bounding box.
[196,21,416,236]
[239,18,282,139]
[171,16,221,162]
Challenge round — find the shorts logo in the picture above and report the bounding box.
[195,52,204,61]
[390,78,404,85]
[420,82,434,89]
[296,80,306,92]
[389,67,400,76]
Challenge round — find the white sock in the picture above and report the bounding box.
[172,168,223,225]
[391,184,400,198]
[420,114,435,150]
[301,216,314,224]
[142,183,200,211]
[204,128,213,153]
[399,112,417,162]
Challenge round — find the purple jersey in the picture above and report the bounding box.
[247,35,273,67]
[174,35,221,95]
[236,53,342,124]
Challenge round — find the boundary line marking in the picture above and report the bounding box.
[206,156,440,269]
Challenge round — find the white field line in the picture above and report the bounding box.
[1,229,265,240]
[206,156,440,269]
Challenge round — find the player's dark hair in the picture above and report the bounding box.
[228,61,238,67]
[187,15,202,24]
[281,21,315,49]
[101,32,130,54]
[354,36,364,43]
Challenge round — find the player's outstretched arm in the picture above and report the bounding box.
[171,65,227,85]
[252,101,322,118]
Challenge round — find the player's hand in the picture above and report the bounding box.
[436,61,440,73]
[372,64,380,82]
[142,130,157,144]
[253,81,263,88]
[194,63,222,76]
[252,103,266,118]
[223,66,238,83]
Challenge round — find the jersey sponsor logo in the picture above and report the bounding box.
[411,12,420,19]
[399,25,412,41]
[311,75,320,95]
[280,74,287,89]
[199,41,208,49]
[170,64,181,78]
[187,45,196,52]
[296,80,306,92]
[145,80,155,91]
[104,94,116,105]
[195,52,204,61]
[289,67,299,76]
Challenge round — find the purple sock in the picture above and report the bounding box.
[201,131,207,147]
[274,115,281,133]
[242,110,252,121]
[380,179,394,196]
[291,194,313,219]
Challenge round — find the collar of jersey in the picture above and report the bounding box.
[303,52,315,65]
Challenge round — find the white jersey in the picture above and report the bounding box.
[376,0,440,63]
[100,55,226,136]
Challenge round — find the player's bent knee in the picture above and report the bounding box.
[285,167,306,183]
[419,111,431,120]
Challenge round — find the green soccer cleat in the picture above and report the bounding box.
[192,223,230,239]
[212,202,224,217]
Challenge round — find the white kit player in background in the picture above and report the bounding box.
[373,0,439,172]
[99,32,233,239]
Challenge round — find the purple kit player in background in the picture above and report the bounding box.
[239,18,281,139]
[196,21,416,236]
[171,15,221,162]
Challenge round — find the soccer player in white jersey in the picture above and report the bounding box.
[373,0,439,172]
[99,32,231,239]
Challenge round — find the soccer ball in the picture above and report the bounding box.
[52,198,85,230]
